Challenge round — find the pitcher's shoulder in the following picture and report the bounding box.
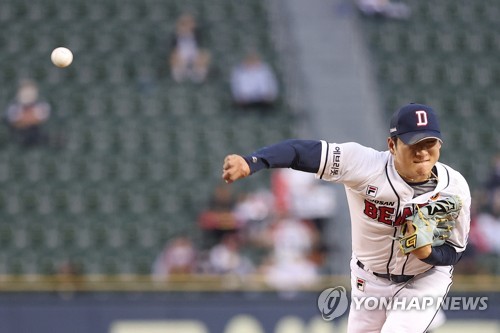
[438,162,470,189]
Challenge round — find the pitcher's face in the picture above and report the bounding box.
[389,137,441,182]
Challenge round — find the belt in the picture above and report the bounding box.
[357,260,414,284]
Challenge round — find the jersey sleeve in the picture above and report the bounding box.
[316,141,386,188]
[422,243,463,266]
[243,139,323,174]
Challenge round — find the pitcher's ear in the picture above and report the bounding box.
[387,137,397,154]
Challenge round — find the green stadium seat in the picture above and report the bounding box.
[358,0,500,193]
[0,0,292,276]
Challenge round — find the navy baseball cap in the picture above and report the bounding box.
[389,103,442,145]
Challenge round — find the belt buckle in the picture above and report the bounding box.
[389,274,412,283]
[388,273,403,283]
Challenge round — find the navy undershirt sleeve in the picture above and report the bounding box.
[242,139,322,175]
[421,243,463,266]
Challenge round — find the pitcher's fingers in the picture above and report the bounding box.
[222,171,234,183]
[223,155,236,170]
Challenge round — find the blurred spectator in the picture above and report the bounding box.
[169,13,211,83]
[272,169,336,233]
[260,252,320,298]
[473,188,500,255]
[455,217,483,274]
[152,236,197,278]
[207,233,254,276]
[262,217,321,267]
[4,79,51,147]
[460,162,500,275]
[355,0,411,20]
[233,190,274,225]
[485,153,500,191]
[244,214,322,276]
[230,51,279,110]
[233,189,274,245]
[198,184,241,245]
[271,169,336,267]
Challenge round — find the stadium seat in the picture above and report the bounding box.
[357,0,500,191]
[0,0,292,276]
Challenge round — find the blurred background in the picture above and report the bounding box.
[0,0,499,332]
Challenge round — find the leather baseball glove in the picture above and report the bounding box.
[398,195,463,255]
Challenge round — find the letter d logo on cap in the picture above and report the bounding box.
[415,110,428,126]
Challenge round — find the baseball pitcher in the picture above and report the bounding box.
[222,103,471,333]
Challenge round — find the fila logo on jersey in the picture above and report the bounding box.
[366,185,378,197]
[415,110,428,126]
[356,277,365,292]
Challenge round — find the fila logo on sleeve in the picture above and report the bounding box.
[415,110,428,126]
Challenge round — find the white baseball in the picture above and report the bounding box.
[51,47,73,68]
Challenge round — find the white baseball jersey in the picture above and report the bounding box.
[316,141,471,276]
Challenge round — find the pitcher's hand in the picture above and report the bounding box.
[404,222,432,260]
[222,154,250,183]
